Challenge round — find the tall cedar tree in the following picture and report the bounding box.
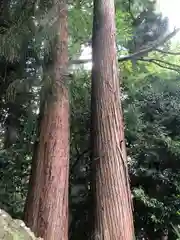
[90,0,134,239]
[24,0,69,239]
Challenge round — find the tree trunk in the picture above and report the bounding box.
[90,0,134,239]
[24,1,69,240]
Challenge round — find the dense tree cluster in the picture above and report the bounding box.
[0,0,180,239]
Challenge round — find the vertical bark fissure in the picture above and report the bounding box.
[90,0,134,239]
[24,0,69,239]
[23,100,45,231]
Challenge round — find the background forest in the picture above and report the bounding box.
[1,0,180,239]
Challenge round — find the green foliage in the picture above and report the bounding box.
[68,5,92,56]
[124,77,180,239]
[126,0,168,53]
[116,9,132,47]
[173,225,180,239]
[1,1,180,240]
[0,96,38,218]
[69,72,91,239]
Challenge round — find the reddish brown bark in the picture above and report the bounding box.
[90,0,134,239]
[24,1,69,239]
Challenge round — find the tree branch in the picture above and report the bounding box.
[155,48,180,55]
[117,28,180,62]
[137,58,180,72]
[69,59,91,65]
[69,28,180,65]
